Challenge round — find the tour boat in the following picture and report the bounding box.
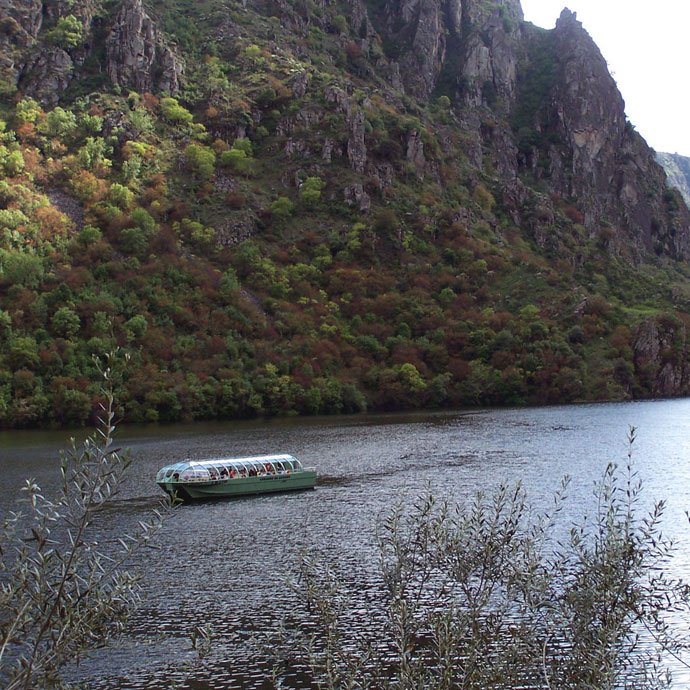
[155,454,316,501]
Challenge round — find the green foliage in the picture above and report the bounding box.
[185,143,216,180]
[51,307,80,338]
[124,314,148,340]
[79,114,103,134]
[0,16,684,429]
[220,139,255,176]
[271,196,295,220]
[473,183,495,211]
[39,107,77,137]
[332,14,348,33]
[119,227,149,257]
[0,251,43,287]
[14,99,41,125]
[77,137,111,170]
[300,176,325,208]
[130,208,156,234]
[44,15,85,49]
[160,97,194,125]
[233,138,253,156]
[4,151,24,176]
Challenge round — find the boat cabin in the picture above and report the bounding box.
[156,454,303,483]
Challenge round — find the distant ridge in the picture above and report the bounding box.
[657,152,690,208]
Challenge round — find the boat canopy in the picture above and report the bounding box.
[156,454,302,483]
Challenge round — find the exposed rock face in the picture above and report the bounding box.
[509,10,690,260]
[344,184,371,213]
[657,152,690,208]
[406,129,426,179]
[0,0,43,91]
[382,0,461,99]
[105,0,183,95]
[633,317,690,397]
[21,47,74,107]
[324,85,367,173]
[374,0,523,101]
[4,0,182,103]
[0,0,43,41]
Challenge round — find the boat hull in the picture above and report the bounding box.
[157,470,317,501]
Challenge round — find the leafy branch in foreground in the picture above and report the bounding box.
[274,428,690,689]
[0,354,174,690]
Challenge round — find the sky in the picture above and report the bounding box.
[520,0,690,157]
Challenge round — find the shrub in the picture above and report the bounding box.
[300,176,325,208]
[107,183,134,210]
[51,306,80,338]
[0,358,175,689]
[44,15,84,49]
[274,433,690,689]
[0,251,44,287]
[4,150,25,176]
[271,196,295,220]
[185,144,216,180]
[39,107,77,137]
[473,183,495,211]
[160,97,193,125]
[124,314,148,340]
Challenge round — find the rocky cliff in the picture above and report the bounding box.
[657,152,690,208]
[2,0,182,103]
[362,3,690,261]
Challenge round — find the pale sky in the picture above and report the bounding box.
[520,0,690,157]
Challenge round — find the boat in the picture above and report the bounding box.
[155,453,316,501]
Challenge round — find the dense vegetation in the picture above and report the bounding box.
[2,0,690,428]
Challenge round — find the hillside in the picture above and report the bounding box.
[658,152,690,208]
[1,0,690,428]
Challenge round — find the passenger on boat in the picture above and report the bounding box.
[229,468,237,479]
[249,467,257,477]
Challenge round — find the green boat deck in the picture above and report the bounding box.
[156,454,316,501]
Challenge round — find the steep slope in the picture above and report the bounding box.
[0,0,690,428]
[657,152,690,208]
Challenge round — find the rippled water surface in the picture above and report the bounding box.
[2,399,690,688]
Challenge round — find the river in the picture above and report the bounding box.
[1,398,690,688]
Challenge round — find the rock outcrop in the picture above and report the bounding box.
[633,316,690,397]
[105,0,183,96]
[5,0,182,103]
[657,152,690,208]
[20,47,74,106]
[509,10,690,260]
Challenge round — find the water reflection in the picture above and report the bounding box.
[1,399,690,687]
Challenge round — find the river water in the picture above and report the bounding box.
[1,399,690,688]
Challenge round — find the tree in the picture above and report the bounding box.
[44,15,85,49]
[160,97,193,125]
[39,107,77,137]
[0,355,174,690]
[51,306,80,338]
[271,196,295,221]
[185,143,216,180]
[300,176,325,209]
[273,431,690,689]
[4,151,25,176]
